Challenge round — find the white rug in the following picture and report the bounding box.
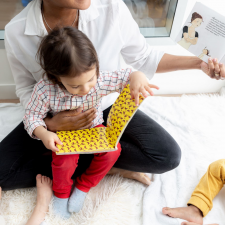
[0,175,145,225]
[140,95,225,225]
[0,94,225,225]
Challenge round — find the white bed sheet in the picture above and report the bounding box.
[140,95,225,225]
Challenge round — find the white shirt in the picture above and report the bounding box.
[5,0,164,110]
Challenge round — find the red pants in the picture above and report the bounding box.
[52,125,121,198]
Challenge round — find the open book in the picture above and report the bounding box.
[175,2,225,64]
[56,85,145,155]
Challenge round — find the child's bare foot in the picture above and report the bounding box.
[107,167,151,185]
[26,174,52,225]
[162,205,203,225]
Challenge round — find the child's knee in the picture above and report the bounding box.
[109,145,121,162]
[52,155,79,169]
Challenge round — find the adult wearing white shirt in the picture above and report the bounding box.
[0,0,224,192]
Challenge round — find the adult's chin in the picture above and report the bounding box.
[75,0,91,10]
[45,0,92,10]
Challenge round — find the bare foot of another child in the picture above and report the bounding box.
[26,174,52,225]
[162,205,203,225]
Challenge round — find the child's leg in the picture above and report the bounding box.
[75,144,121,192]
[188,159,225,216]
[162,159,225,224]
[52,153,79,218]
[68,141,121,212]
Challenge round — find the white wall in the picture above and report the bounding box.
[0,0,225,99]
[0,49,17,99]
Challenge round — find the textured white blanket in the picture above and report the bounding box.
[140,95,225,225]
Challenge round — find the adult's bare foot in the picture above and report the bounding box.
[107,167,151,185]
[162,205,203,225]
[26,174,52,225]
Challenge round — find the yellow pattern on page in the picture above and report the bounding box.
[56,85,145,155]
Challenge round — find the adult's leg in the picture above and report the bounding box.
[103,106,181,174]
[0,122,93,190]
[0,122,52,190]
[0,105,181,190]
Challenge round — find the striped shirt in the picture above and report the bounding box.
[23,69,132,139]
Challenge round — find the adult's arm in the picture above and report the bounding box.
[117,2,225,80]
[156,54,225,80]
[4,32,37,109]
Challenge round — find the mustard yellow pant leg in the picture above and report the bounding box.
[187,159,225,217]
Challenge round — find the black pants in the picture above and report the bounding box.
[0,106,181,191]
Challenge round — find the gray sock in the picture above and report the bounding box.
[52,195,71,219]
[68,187,87,213]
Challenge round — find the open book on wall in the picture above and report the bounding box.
[56,84,145,155]
[175,2,225,64]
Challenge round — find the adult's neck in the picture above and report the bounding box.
[42,1,79,30]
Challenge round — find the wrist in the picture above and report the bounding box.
[44,117,57,132]
[34,126,48,141]
[192,56,202,70]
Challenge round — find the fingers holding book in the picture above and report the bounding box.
[200,58,225,80]
[129,71,159,106]
[208,58,221,80]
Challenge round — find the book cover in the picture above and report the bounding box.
[175,2,225,64]
[56,84,145,155]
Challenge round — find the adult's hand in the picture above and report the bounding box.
[44,107,97,132]
[201,58,225,80]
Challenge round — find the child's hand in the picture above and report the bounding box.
[40,130,63,153]
[129,71,159,106]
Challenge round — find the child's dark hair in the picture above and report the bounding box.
[37,27,99,85]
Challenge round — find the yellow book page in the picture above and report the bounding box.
[106,84,144,145]
[56,84,145,155]
[56,127,115,154]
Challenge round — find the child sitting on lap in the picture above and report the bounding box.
[23,27,158,219]
[162,159,225,225]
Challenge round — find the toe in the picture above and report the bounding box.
[143,174,151,185]
[43,176,47,183]
[36,174,42,185]
[47,178,52,185]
